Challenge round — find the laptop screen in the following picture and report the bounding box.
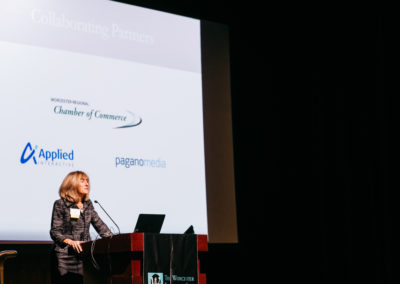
[134,214,165,233]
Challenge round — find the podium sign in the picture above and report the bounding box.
[144,234,197,284]
[81,233,207,284]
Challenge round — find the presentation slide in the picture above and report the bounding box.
[0,0,207,241]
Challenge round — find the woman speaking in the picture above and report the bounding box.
[50,171,112,284]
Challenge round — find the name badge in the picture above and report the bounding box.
[70,208,80,219]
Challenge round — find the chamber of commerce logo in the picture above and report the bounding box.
[20,142,74,167]
[148,273,163,284]
[51,98,142,129]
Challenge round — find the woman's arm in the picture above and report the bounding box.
[50,200,68,247]
[88,201,113,237]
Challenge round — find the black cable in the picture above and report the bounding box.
[106,235,113,277]
[169,236,174,284]
[90,235,100,270]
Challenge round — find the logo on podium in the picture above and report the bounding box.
[148,273,163,284]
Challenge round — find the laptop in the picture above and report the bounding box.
[134,213,165,233]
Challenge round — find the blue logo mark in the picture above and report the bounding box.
[20,142,37,164]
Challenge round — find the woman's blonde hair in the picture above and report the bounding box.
[59,171,90,202]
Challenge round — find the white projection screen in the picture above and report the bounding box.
[0,0,237,243]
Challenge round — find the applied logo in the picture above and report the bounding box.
[20,142,74,167]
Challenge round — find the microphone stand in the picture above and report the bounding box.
[94,200,121,234]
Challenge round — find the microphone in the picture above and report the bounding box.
[94,200,120,234]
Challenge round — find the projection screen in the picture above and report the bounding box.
[0,0,237,243]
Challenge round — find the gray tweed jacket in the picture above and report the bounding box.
[50,198,113,276]
[50,198,112,253]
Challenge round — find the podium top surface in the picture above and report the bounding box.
[81,233,208,254]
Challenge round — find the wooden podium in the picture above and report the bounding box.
[81,233,208,284]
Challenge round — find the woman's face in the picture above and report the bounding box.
[77,175,90,198]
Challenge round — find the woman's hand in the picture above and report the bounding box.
[63,238,83,253]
